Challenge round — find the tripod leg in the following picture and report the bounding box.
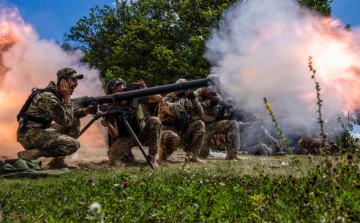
[121,118,154,169]
[76,115,101,139]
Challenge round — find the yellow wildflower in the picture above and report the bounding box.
[265,103,272,110]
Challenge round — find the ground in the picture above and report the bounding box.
[1,147,359,222]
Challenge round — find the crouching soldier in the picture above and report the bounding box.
[17,67,93,169]
[243,125,282,156]
[158,78,206,162]
[195,75,242,160]
[101,78,162,166]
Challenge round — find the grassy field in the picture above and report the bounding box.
[1,153,360,222]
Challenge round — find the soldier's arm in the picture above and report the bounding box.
[190,98,204,117]
[162,97,186,116]
[108,121,119,139]
[37,93,74,127]
[74,108,87,118]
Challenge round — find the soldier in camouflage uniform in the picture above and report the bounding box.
[17,67,93,169]
[298,129,326,156]
[195,75,242,160]
[101,78,162,166]
[158,78,206,162]
[243,125,281,155]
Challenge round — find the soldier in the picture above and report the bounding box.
[17,67,93,169]
[298,129,326,156]
[157,78,205,162]
[195,75,242,160]
[101,78,162,166]
[243,125,281,156]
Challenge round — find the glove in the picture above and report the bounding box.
[177,90,186,98]
[210,98,220,107]
[186,90,196,100]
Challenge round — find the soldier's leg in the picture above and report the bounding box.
[108,136,133,166]
[199,124,215,159]
[47,118,82,169]
[183,120,205,162]
[220,120,241,159]
[159,130,180,161]
[137,117,161,159]
[52,117,81,138]
[251,143,271,156]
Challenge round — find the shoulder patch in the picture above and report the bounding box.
[52,104,65,119]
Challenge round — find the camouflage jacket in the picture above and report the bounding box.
[194,88,230,121]
[17,81,86,131]
[158,92,203,123]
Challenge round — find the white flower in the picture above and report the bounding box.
[89,202,101,215]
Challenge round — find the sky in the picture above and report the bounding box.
[0,0,116,43]
[1,0,360,136]
[1,0,359,43]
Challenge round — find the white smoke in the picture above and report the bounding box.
[206,0,360,134]
[0,7,107,157]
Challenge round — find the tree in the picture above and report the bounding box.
[64,0,333,86]
[298,0,332,16]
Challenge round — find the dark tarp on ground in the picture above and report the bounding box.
[0,159,70,179]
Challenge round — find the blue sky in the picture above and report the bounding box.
[1,0,359,43]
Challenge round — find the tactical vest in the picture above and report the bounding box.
[17,88,62,133]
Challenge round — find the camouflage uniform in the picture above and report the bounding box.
[107,96,161,165]
[17,81,86,157]
[243,125,278,156]
[298,130,325,155]
[194,88,240,159]
[158,86,205,160]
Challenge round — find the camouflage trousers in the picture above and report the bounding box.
[199,120,240,158]
[160,120,205,156]
[108,117,161,165]
[17,118,81,157]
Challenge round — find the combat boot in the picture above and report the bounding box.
[226,153,243,161]
[185,152,206,163]
[17,149,41,160]
[48,156,78,170]
[149,156,159,168]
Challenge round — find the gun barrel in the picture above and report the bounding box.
[71,77,215,107]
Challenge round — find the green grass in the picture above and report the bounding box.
[1,154,360,222]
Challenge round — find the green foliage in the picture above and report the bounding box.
[64,0,237,86]
[1,155,360,222]
[298,0,333,16]
[309,56,327,148]
[263,97,290,151]
[64,0,333,87]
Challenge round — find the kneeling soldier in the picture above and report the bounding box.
[157,78,206,162]
[195,75,242,160]
[101,78,162,166]
[17,67,93,169]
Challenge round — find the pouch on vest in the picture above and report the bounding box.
[175,110,188,131]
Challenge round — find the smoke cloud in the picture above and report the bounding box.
[206,0,360,134]
[0,7,107,157]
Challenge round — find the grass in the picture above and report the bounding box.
[1,154,360,222]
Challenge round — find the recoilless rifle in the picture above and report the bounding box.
[71,77,218,168]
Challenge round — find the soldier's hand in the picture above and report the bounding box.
[59,79,71,102]
[177,90,186,98]
[210,98,219,107]
[136,79,146,89]
[186,90,196,100]
[101,118,111,128]
[83,105,93,115]
[83,105,99,115]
